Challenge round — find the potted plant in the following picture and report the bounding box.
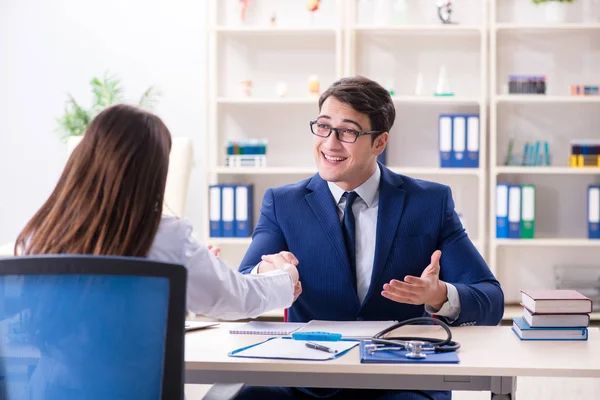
[532,0,576,23]
[57,72,160,152]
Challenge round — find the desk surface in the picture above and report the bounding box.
[185,323,600,379]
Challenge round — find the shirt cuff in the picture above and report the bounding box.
[250,264,260,274]
[425,282,461,321]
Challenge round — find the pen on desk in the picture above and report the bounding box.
[306,341,338,354]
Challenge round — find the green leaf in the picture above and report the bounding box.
[138,86,161,110]
[55,70,160,141]
[90,71,124,112]
[55,93,92,140]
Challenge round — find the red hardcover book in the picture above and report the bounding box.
[520,290,593,314]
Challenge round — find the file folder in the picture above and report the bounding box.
[589,185,600,239]
[439,115,452,168]
[359,341,459,364]
[221,185,235,237]
[451,116,466,167]
[209,185,222,237]
[508,185,521,239]
[520,184,536,239]
[235,185,254,237]
[466,115,479,168]
[496,184,509,238]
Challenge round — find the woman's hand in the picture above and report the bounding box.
[258,251,300,289]
[207,244,220,257]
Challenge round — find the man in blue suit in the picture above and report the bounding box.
[237,76,504,399]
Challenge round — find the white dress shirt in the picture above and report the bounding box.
[147,215,294,320]
[327,167,461,320]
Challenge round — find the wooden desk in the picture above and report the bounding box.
[185,323,600,399]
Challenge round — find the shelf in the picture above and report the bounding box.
[495,23,600,32]
[217,97,317,105]
[388,167,481,176]
[213,167,317,175]
[214,26,336,35]
[496,167,600,175]
[206,237,252,245]
[391,96,481,105]
[213,166,480,176]
[503,304,600,322]
[354,24,482,34]
[495,238,600,247]
[495,95,600,104]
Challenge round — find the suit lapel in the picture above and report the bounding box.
[305,175,350,270]
[362,166,406,305]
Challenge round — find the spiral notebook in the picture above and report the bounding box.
[229,321,306,335]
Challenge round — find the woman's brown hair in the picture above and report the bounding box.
[15,104,172,257]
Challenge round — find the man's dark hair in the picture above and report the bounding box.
[318,76,396,140]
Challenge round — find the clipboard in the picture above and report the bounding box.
[359,341,459,364]
[228,337,359,361]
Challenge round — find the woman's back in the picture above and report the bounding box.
[11,104,299,398]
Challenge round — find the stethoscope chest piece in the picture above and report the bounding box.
[405,341,427,359]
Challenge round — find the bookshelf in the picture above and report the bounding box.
[489,0,600,304]
[204,0,600,319]
[205,0,344,279]
[345,0,488,257]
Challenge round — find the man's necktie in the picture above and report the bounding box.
[342,191,359,290]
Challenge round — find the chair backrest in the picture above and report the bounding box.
[67,136,194,217]
[0,255,187,400]
[0,243,13,257]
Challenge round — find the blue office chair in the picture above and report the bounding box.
[0,255,243,400]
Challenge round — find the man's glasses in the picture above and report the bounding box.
[309,120,382,144]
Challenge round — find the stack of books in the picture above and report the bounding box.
[512,289,593,341]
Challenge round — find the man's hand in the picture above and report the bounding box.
[259,251,302,300]
[207,244,220,257]
[381,250,448,311]
[292,281,302,302]
[258,251,298,273]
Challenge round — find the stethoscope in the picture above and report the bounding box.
[366,317,461,360]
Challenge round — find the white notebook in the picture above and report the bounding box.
[229,321,306,335]
[294,320,397,339]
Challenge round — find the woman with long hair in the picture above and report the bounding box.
[15,103,300,319]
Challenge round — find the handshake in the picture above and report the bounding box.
[258,251,302,301]
[208,245,302,301]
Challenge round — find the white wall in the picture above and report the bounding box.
[0,0,207,245]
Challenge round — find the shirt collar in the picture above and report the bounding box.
[327,165,381,207]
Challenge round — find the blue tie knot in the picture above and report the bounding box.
[343,191,359,210]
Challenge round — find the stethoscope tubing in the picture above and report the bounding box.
[371,317,461,353]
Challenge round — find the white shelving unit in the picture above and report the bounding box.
[205,0,345,272]
[204,0,600,317]
[489,0,600,304]
[205,0,489,268]
[346,0,488,256]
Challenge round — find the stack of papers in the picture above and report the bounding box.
[185,321,219,332]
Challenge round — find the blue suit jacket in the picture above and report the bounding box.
[239,164,504,327]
